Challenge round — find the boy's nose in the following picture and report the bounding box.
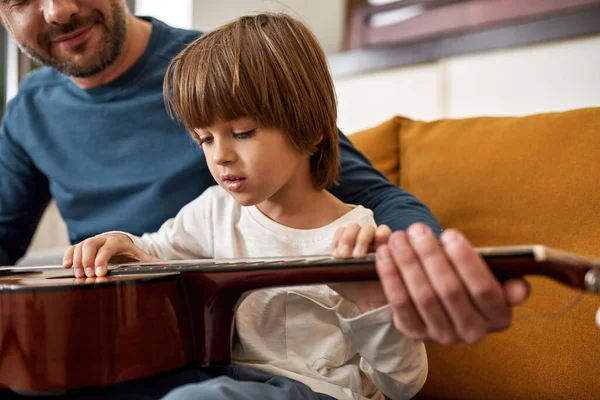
[44,0,80,25]
[212,143,236,165]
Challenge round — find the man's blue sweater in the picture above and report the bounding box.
[0,18,441,265]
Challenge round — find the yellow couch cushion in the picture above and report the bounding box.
[349,107,600,400]
[347,117,401,185]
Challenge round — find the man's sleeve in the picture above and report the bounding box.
[0,114,51,265]
[330,130,443,235]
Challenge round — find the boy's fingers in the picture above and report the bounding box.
[62,246,75,269]
[72,244,85,278]
[373,224,392,249]
[132,247,160,262]
[337,223,361,258]
[331,227,346,257]
[81,238,105,270]
[94,238,123,276]
[353,225,376,258]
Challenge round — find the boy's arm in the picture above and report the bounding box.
[118,190,215,261]
[76,191,216,277]
[0,116,52,266]
[330,130,443,235]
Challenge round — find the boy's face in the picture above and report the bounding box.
[196,118,312,207]
[0,0,128,77]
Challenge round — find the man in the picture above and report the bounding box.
[0,0,527,366]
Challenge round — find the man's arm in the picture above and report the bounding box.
[333,130,529,344]
[0,116,52,265]
[330,130,443,235]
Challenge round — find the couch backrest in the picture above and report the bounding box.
[349,107,600,399]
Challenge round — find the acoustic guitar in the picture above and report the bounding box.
[0,245,598,394]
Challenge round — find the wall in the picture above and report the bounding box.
[335,34,600,134]
[191,0,346,54]
[135,0,194,29]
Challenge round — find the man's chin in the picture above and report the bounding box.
[43,53,111,77]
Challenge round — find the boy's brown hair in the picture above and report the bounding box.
[164,13,338,189]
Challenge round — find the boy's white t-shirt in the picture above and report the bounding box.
[122,185,427,400]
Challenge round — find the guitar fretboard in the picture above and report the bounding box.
[109,254,376,275]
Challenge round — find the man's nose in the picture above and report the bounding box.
[43,0,79,25]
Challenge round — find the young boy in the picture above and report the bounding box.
[63,13,426,400]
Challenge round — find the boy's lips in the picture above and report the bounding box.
[222,175,246,192]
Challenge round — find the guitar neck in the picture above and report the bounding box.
[109,245,600,293]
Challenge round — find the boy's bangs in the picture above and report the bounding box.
[165,41,266,132]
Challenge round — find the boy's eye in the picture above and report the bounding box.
[198,136,213,146]
[233,129,256,139]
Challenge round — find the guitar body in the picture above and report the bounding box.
[0,258,378,394]
[0,271,190,393]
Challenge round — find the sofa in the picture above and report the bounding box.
[349,107,600,400]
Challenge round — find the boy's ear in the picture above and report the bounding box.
[307,134,324,156]
[314,133,324,146]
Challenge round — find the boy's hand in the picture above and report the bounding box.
[331,223,391,259]
[329,223,391,313]
[62,233,159,278]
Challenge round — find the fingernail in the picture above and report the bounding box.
[408,224,427,239]
[441,230,461,245]
[376,246,390,261]
[340,244,351,256]
[74,269,84,278]
[85,268,94,276]
[391,234,406,250]
[353,245,366,257]
[96,267,105,276]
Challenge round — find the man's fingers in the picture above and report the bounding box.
[375,245,427,340]
[441,229,510,331]
[503,278,530,307]
[408,224,489,343]
[388,230,457,344]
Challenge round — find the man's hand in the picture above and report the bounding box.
[376,223,529,344]
[62,233,158,278]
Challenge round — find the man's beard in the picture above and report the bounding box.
[10,0,128,78]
